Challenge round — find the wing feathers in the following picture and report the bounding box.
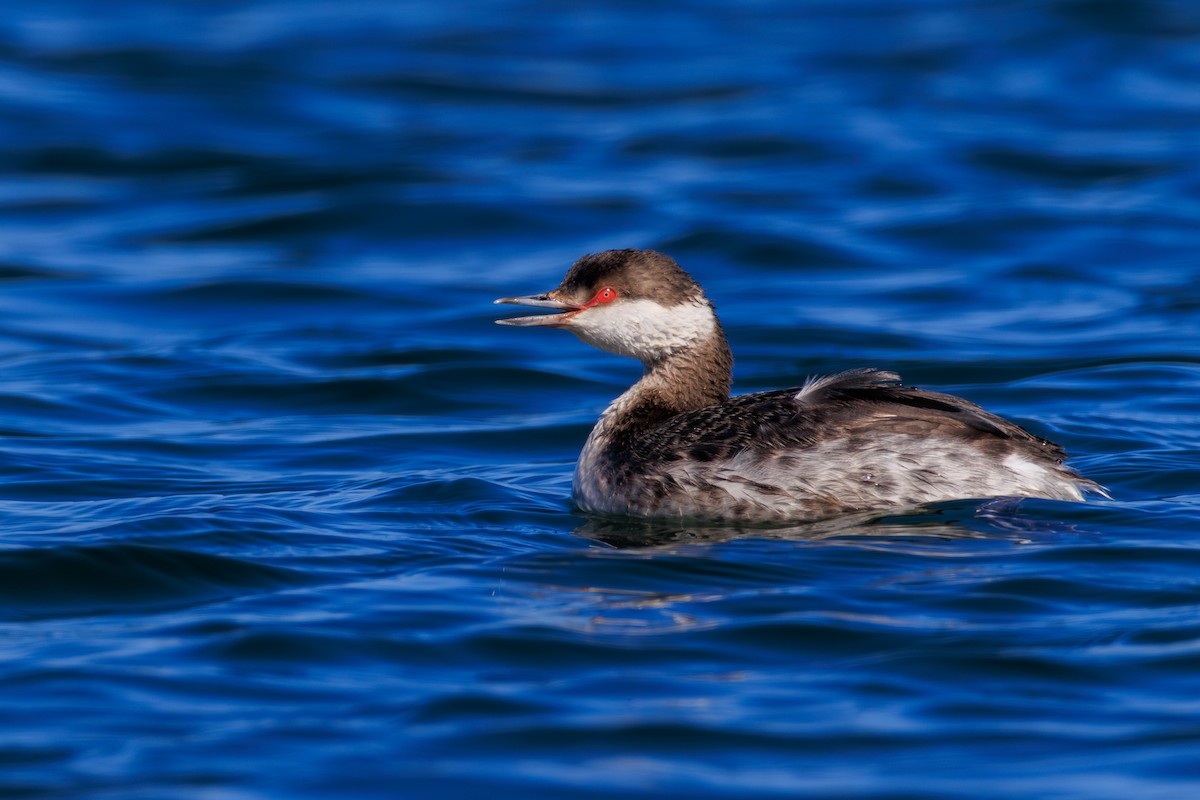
[631,368,1066,467]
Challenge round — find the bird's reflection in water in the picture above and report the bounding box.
[575,497,1080,549]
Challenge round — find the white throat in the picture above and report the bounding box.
[566,298,717,364]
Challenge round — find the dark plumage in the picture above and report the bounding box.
[558,249,703,306]
[496,250,1105,522]
[617,368,1066,471]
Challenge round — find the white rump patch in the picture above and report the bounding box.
[1002,453,1049,483]
[1002,452,1086,501]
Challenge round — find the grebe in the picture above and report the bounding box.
[495,249,1105,523]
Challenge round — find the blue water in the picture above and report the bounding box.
[2,1,1199,797]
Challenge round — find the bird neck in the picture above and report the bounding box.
[596,326,733,438]
[575,327,733,492]
[639,326,733,411]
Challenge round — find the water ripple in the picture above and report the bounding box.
[0,544,319,621]
[1,0,1199,798]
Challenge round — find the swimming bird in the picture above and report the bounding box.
[495,249,1104,523]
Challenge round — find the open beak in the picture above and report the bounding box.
[494,293,581,327]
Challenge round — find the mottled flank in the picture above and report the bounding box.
[501,250,1105,523]
[576,367,1106,522]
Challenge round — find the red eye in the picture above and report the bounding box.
[581,286,618,310]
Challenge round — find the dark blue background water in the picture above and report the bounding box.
[2,1,1199,797]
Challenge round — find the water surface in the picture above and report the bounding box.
[2,1,1199,797]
